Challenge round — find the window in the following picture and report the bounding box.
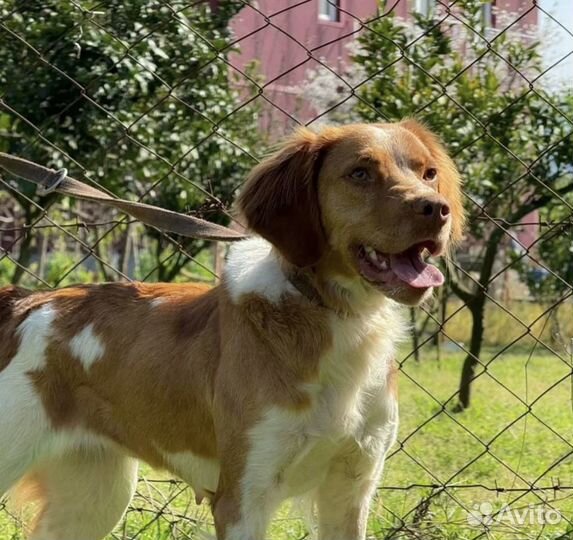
[319,0,340,22]
[413,0,433,17]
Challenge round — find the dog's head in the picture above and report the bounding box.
[238,121,464,306]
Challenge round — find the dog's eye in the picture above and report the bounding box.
[350,167,371,182]
[423,168,437,182]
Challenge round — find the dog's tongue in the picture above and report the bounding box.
[390,251,444,288]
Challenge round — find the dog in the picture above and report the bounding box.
[0,120,463,540]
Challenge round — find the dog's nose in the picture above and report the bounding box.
[413,196,450,224]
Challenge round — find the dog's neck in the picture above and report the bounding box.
[224,236,392,319]
[283,248,391,319]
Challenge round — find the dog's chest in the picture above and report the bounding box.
[289,378,395,494]
[160,308,401,501]
[245,322,399,498]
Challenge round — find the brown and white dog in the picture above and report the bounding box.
[0,121,463,540]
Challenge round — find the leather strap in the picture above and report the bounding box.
[287,268,325,307]
[0,152,248,242]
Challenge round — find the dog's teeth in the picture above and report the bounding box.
[379,259,389,271]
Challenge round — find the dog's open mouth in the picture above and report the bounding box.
[356,241,444,289]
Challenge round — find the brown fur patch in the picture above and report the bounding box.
[387,360,399,398]
[0,286,34,372]
[399,119,466,243]
[26,282,219,465]
[237,128,334,268]
[230,291,331,410]
[10,472,44,511]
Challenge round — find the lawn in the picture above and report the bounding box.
[2,347,572,539]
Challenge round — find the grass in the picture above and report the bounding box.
[373,345,573,539]
[2,347,573,539]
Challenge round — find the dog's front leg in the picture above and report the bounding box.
[212,455,283,540]
[316,440,388,540]
[212,402,313,539]
[213,485,277,540]
[212,409,297,540]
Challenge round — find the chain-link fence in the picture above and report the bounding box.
[1,0,573,538]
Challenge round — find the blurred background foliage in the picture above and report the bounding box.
[0,0,261,283]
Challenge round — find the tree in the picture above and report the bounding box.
[350,1,573,408]
[0,0,260,284]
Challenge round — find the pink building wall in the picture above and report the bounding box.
[229,0,538,131]
[229,0,377,131]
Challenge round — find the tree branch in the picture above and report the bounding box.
[511,178,573,223]
[445,178,573,305]
[446,258,476,304]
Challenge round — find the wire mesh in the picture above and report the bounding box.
[0,0,572,538]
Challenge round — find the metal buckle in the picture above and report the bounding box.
[38,168,67,195]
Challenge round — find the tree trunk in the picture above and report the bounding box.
[436,286,448,367]
[455,227,504,410]
[10,230,34,285]
[410,308,420,362]
[93,243,113,282]
[457,296,485,409]
[38,229,48,280]
[10,204,38,285]
[9,195,57,286]
[156,238,169,282]
[118,223,132,281]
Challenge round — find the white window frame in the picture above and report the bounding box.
[319,0,340,22]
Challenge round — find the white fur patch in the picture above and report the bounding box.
[161,451,220,499]
[69,323,105,368]
[371,125,392,146]
[27,449,138,540]
[226,407,298,540]
[0,304,57,494]
[224,237,298,303]
[15,304,58,371]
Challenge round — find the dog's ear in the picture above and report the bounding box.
[237,128,327,267]
[400,119,466,243]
